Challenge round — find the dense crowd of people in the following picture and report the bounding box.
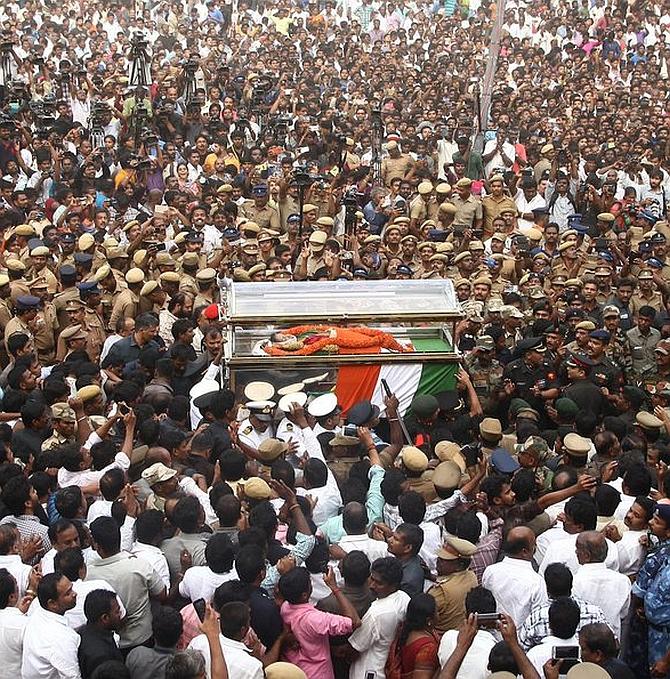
[0,0,669,677]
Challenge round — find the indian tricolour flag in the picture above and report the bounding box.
[334,337,458,417]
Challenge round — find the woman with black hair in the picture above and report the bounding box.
[386,592,439,679]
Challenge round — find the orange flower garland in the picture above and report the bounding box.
[264,325,413,356]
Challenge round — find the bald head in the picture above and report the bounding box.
[343,502,368,535]
[576,531,607,564]
[503,526,536,560]
[146,446,172,466]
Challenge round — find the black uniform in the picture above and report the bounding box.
[589,357,623,392]
[503,357,558,417]
[563,378,605,420]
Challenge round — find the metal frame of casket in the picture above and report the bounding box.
[222,279,463,415]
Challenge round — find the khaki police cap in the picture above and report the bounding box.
[248,263,267,277]
[480,417,502,440]
[243,477,272,500]
[30,246,50,257]
[60,324,86,341]
[15,224,36,237]
[575,320,597,331]
[432,461,462,489]
[125,268,145,284]
[93,264,112,282]
[401,446,429,472]
[196,268,217,282]
[6,258,26,272]
[257,438,289,463]
[417,181,433,195]
[242,221,260,234]
[78,233,95,251]
[140,280,159,297]
[453,252,472,264]
[160,271,181,283]
[563,432,590,456]
[51,402,76,422]
[437,536,477,560]
[77,385,102,402]
[434,441,467,471]
[636,411,663,430]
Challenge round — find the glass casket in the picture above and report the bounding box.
[223,279,463,415]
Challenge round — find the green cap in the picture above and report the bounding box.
[411,394,439,419]
[556,397,579,419]
[509,398,531,417]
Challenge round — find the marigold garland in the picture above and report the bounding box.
[263,325,413,356]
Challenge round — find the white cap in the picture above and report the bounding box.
[277,382,305,396]
[307,393,338,418]
[244,381,275,402]
[278,392,308,412]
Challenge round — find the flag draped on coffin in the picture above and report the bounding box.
[335,337,458,416]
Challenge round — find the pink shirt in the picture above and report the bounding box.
[280,601,353,679]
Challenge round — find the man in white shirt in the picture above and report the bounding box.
[482,526,547,627]
[179,533,236,603]
[51,546,126,630]
[0,569,30,677]
[335,502,390,563]
[610,497,654,577]
[438,586,499,679]
[539,497,619,575]
[0,524,34,596]
[131,509,172,590]
[188,601,263,679]
[296,457,342,526]
[526,597,582,677]
[22,572,81,679]
[347,556,410,679]
[572,531,631,640]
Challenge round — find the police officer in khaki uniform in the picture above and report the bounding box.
[240,184,281,231]
[4,295,38,352]
[179,253,200,298]
[28,277,57,364]
[139,280,168,316]
[42,402,77,451]
[381,140,415,186]
[452,178,483,230]
[428,537,478,633]
[6,258,31,305]
[295,231,328,280]
[94,264,128,328]
[52,265,80,331]
[400,446,437,502]
[109,267,143,330]
[79,283,107,364]
[409,181,433,231]
[56,323,88,361]
[194,268,220,308]
[0,274,12,339]
[27,245,59,294]
[631,269,663,315]
[57,232,77,269]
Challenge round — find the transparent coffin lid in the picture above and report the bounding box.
[227,279,460,319]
